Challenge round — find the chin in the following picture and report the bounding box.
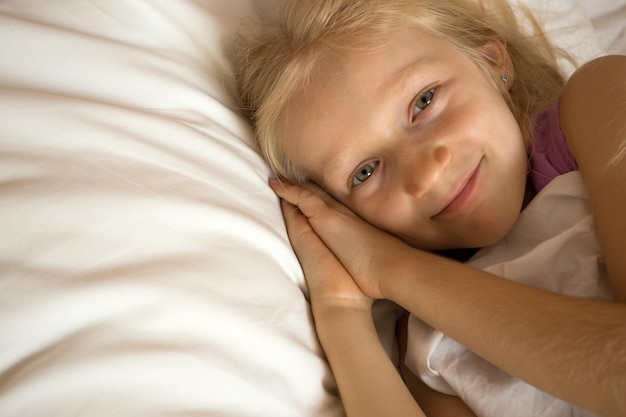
[400,212,520,251]
[470,232,508,249]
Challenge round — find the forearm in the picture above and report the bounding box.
[382,249,626,417]
[313,306,425,417]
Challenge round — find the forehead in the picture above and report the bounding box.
[280,28,459,188]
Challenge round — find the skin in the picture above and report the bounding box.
[272,28,626,417]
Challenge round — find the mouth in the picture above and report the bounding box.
[433,159,483,218]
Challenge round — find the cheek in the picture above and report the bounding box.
[472,159,528,246]
[355,196,437,248]
[468,95,527,169]
[351,194,407,236]
[498,122,529,176]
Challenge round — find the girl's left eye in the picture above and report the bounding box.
[411,88,436,121]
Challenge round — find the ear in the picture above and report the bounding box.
[479,41,514,91]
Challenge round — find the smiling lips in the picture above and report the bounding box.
[434,160,482,218]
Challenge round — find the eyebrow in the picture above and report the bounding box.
[321,148,354,196]
[391,59,429,98]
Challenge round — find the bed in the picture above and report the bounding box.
[0,1,624,416]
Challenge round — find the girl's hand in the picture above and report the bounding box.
[279,191,430,417]
[271,179,412,301]
[279,198,372,314]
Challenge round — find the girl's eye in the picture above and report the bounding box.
[412,88,435,121]
[351,161,379,187]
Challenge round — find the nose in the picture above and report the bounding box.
[399,145,451,198]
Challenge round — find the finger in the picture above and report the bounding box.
[281,200,345,288]
[281,199,315,249]
[270,178,328,199]
[301,181,333,202]
[281,199,330,266]
[273,180,391,300]
[275,180,371,263]
[270,179,353,218]
[270,179,329,219]
[280,198,350,288]
[281,200,372,307]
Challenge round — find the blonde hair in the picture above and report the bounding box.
[235,0,568,183]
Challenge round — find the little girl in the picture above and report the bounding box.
[235,0,626,416]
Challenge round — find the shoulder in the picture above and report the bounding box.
[560,55,626,109]
[559,54,626,167]
[565,54,626,83]
[560,55,626,149]
[563,54,626,86]
[559,54,626,301]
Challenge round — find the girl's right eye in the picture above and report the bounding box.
[351,161,379,187]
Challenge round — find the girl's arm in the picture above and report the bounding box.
[382,248,626,417]
[314,307,426,417]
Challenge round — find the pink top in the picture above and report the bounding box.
[529,102,578,193]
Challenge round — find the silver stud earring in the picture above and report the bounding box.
[502,74,509,84]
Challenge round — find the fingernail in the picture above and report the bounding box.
[268,178,284,194]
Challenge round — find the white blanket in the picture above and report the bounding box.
[405,172,613,417]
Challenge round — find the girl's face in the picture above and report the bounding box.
[281,28,529,250]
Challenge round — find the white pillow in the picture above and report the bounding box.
[0,1,600,417]
[0,1,342,416]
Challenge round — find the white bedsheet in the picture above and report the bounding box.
[582,0,626,54]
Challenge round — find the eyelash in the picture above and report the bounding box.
[411,88,436,121]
